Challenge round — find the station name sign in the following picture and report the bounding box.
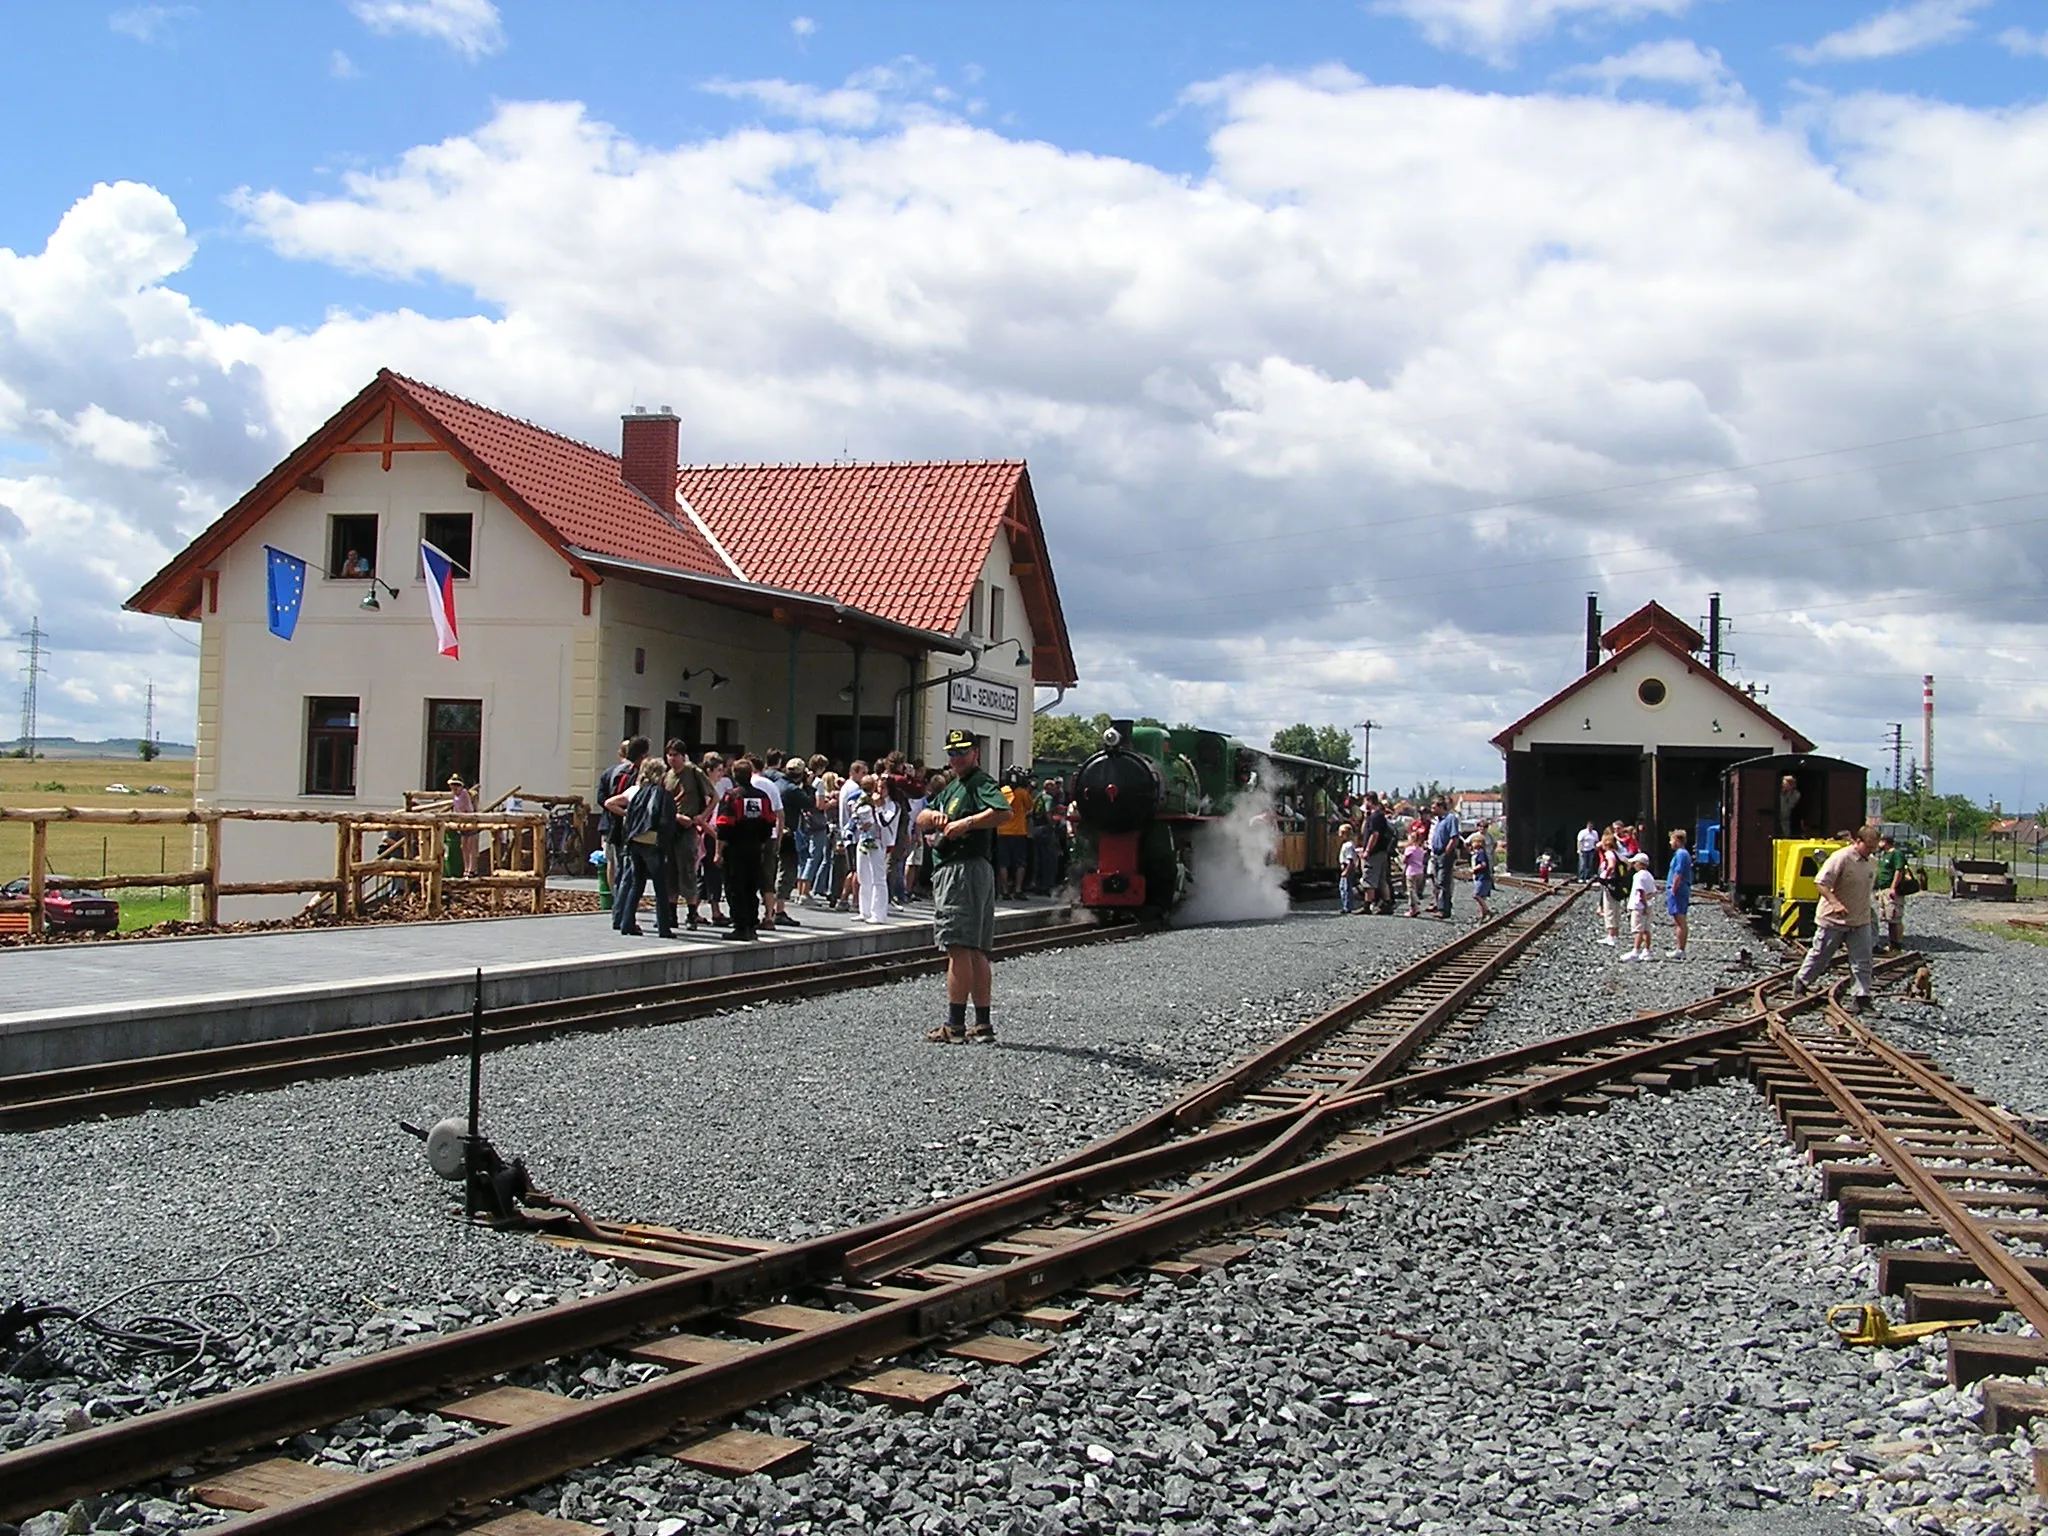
[947,673,1019,723]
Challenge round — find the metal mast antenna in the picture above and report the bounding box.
[18,617,47,759]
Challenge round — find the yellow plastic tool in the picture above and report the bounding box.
[1827,1303,1981,1347]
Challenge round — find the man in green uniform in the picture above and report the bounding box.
[916,729,1009,1042]
[1874,833,1913,954]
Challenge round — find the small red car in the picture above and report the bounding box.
[1,879,120,933]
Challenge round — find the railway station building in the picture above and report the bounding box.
[127,370,1078,915]
[1491,601,1811,875]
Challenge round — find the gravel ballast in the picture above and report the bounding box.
[6,884,2048,1534]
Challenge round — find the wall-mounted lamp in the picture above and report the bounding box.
[1581,717,1592,732]
[681,668,729,691]
[1711,718,1722,734]
[980,638,1030,669]
[358,577,402,612]
[837,682,856,702]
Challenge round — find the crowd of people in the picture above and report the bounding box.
[594,736,1074,943]
[1333,793,1497,922]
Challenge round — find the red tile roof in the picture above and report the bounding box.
[388,375,729,580]
[680,462,1014,633]
[128,371,1079,684]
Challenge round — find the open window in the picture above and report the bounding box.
[328,514,379,579]
[420,512,473,579]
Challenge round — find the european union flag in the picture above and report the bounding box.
[265,545,306,640]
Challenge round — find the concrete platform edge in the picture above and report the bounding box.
[0,905,1074,1074]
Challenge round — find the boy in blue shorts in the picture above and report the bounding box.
[1665,828,1694,961]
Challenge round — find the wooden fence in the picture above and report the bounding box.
[0,805,552,940]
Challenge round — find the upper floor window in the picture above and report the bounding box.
[305,697,359,795]
[968,581,985,637]
[420,512,474,579]
[989,585,1005,643]
[328,514,378,579]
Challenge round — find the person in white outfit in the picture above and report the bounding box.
[854,776,897,923]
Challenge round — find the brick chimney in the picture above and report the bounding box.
[620,405,679,510]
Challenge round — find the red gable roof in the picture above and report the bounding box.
[1601,600,1701,656]
[1490,631,1814,753]
[389,375,729,580]
[127,373,1078,684]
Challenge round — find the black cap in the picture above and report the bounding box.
[944,729,976,754]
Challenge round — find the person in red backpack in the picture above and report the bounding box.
[711,757,777,941]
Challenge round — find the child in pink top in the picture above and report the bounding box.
[1402,830,1429,918]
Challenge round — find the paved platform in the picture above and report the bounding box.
[0,896,1073,1074]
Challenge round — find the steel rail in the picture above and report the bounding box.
[0,905,1549,1516]
[1766,1009,2048,1339]
[1166,888,1568,1127]
[205,1011,1772,1536]
[1837,1014,2048,1178]
[845,889,1584,1278]
[0,921,1139,1130]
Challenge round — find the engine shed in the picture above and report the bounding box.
[1492,600,1814,875]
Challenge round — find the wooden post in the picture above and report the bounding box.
[426,820,443,915]
[201,815,221,926]
[27,820,46,940]
[531,822,544,912]
[335,819,354,919]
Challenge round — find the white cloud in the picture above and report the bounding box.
[791,15,816,38]
[330,49,359,79]
[2000,27,2048,57]
[1373,0,1694,64]
[1557,38,1741,100]
[108,5,196,44]
[37,404,170,469]
[1790,0,1992,63]
[348,0,503,61]
[703,58,952,130]
[17,79,2048,793]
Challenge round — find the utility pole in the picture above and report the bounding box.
[17,617,47,760]
[1885,723,1903,794]
[1352,720,1380,792]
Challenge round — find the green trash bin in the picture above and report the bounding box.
[597,849,613,912]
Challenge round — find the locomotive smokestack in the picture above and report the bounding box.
[1584,593,1601,673]
[1923,674,1935,797]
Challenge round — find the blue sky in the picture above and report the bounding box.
[6,1,2040,332]
[5,0,2048,804]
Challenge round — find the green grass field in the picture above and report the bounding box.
[0,756,198,929]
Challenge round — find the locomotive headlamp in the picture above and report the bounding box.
[1102,728,1122,749]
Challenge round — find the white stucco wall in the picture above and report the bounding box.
[922,532,1039,771]
[1501,643,1800,755]
[594,580,921,769]
[194,429,589,914]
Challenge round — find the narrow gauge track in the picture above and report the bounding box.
[0,885,1807,1536]
[0,920,1137,1131]
[1749,977,2048,1391]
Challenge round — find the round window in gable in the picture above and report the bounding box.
[1637,677,1668,708]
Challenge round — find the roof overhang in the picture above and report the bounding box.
[576,552,970,657]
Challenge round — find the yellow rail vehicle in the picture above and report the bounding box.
[1771,837,1848,940]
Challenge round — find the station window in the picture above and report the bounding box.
[989,586,1005,643]
[1636,677,1668,708]
[420,512,474,579]
[968,581,985,638]
[327,514,379,579]
[305,697,360,796]
[623,706,645,742]
[424,699,482,789]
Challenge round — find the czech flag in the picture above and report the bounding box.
[420,540,460,659]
